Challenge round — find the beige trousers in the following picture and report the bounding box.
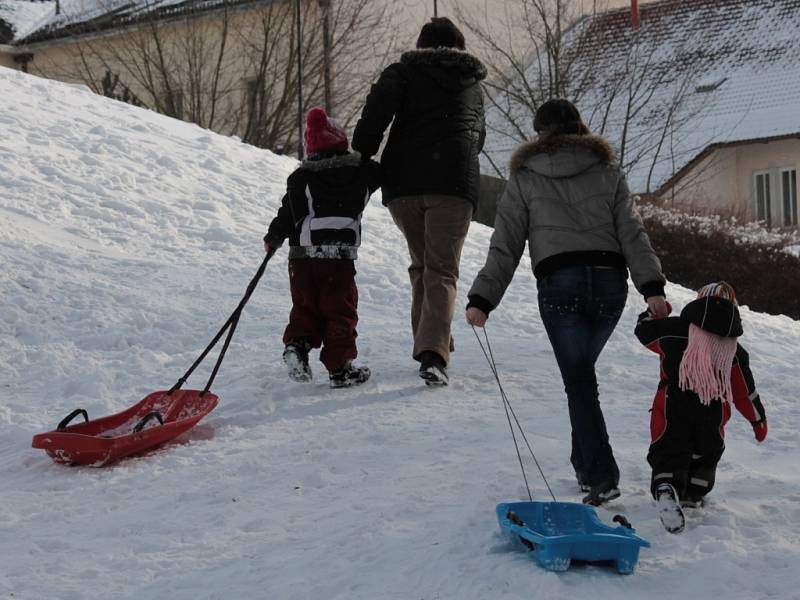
[388,195,473,364]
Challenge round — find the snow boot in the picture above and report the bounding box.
[656,482,686,533]
[419,351,448,386]
[329,361,371,388]
[283,337,312,382]
[680,495,705,509]
[582,479,621,506]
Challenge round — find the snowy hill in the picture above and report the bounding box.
[1,66,799,599]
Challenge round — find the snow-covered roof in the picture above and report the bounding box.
[482,0,800,193]
[4,0,282,45]
[0,1,55,42]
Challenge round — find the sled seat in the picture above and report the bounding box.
[496,501,650,574]
[32,390,218,466]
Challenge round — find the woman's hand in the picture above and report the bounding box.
[466,307,488,328]
[646,295,669,319]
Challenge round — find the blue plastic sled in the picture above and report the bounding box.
[497,501,650,574]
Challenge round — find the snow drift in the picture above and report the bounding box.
[1,66,799,599]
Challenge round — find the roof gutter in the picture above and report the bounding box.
[15,0,284,49]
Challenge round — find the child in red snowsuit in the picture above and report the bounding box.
[264,108,381,388]
[634,282,767,532]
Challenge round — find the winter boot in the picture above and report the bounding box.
[656,482,686,533]
[582,479,621,506]
[329,360,371,389]
[419,351,448,386]
[283,337,312,382]
[680,495,705,509]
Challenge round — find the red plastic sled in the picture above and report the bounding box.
[31,389,218,466]
[31,252,274,467]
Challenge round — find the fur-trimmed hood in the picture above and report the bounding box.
[510,134,617,177]
[400,48,487,90]
[299,151,363,172]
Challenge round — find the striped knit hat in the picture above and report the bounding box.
[696,281,738,306]
[678,282,740,405]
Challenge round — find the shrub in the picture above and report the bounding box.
[640,205,800,320]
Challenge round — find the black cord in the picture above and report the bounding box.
[170,248,275,395]
[472,325,557,503]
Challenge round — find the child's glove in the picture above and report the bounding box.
[751,419,768,443]
[646,298,671,319]
[263,237,281,255]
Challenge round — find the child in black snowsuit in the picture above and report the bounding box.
[264,107,381,388]
[634,282,767,533]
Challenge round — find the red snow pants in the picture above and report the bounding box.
[283,258,358,371]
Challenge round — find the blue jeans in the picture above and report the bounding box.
[537,266,628,488]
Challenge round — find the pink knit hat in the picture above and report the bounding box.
[303,107,348,155]
[678,282,740,405]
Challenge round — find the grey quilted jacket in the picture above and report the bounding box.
[469,134,665,310]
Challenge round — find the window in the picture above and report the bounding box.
[754,171,771,224]
[781,168,798,226]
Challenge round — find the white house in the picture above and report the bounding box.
[483,0,800,229]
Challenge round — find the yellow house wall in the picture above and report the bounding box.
[660,148,739,216]
[659,138,800,227]
[18,3,302,145]
[732,138,800,227]
[0,48,16,68]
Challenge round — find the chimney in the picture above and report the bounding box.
[631,0,640,31]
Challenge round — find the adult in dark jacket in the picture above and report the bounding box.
[264,108,382,388]
[352,16,486,386]
[465,99,669,506]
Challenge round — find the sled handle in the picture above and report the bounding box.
[506,512,535,550]
[133,412,164,433]
[613,514,633,529]
[57,409,89,430]
[507,511,525,527]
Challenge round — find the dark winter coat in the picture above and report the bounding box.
[352,48,487,208]
[634,297,766,435]
[264,152,382,260]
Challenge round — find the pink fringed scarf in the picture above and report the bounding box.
[678,323,738,405]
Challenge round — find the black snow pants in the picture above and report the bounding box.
[647,386,727,500]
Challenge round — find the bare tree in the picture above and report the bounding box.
[457,0,596,152]
[457,0,707,192]
[34,0,398,154]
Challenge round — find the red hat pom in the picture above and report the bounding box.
[306,107,328,128]
[303,106,349,155]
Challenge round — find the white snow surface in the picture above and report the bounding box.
[638,203,800,253]
[2,66,800,599]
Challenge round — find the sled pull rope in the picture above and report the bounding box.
[471,326,557,503]
[170,248,276,396]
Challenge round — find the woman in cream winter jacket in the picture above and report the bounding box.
[466,99,667,506]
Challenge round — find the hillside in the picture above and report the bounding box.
[1,66,799,600]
